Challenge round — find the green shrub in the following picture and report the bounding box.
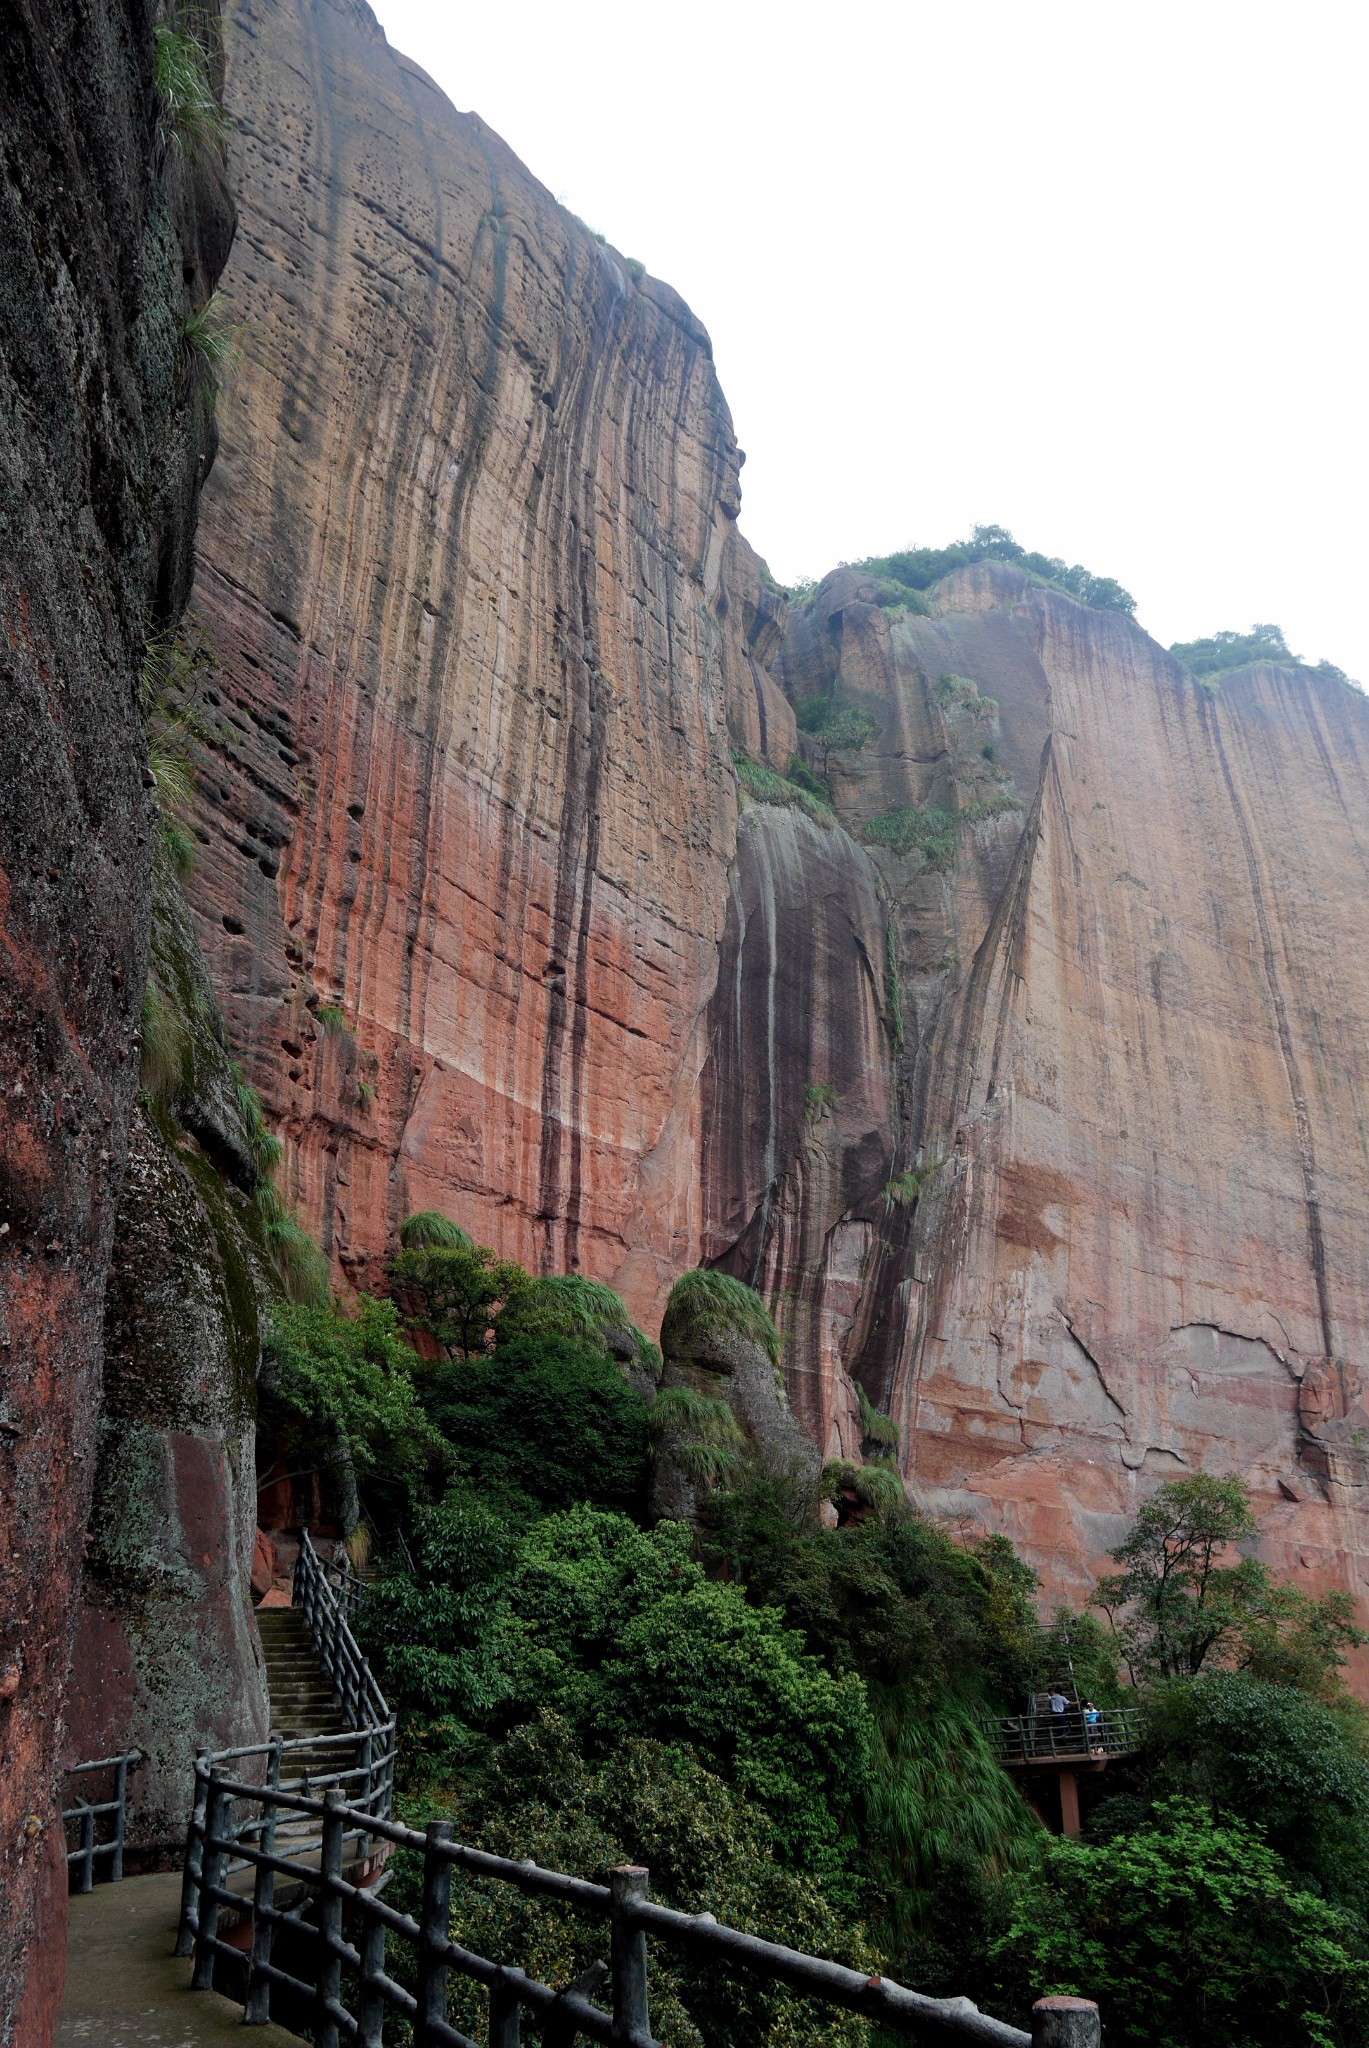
[662,1270,782,1367]
[989,1799,1369,2047]
[733,753,833,824]
[389,1241,531,1357]
[856,1384,899,1455]
[863,805,958,869]
[1143,1673,1369,1904]
[421,1335,649,1514]
[434,1715,876,2048]
[255,1184,331,1306]
[315,1002,353,1038]
[181,291,236,397]
[139,973,192,1104]
[1170,622,1295,679]
[851,525,1135,616]
[495,1273,629,1352]
[355,1490,517,1723]
[233,1066,284,1182]
[804,1082,838,1124]
[267,1295,443,1495]
[822,1458,907,1520]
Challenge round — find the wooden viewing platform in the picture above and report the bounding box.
[983,1704,1143,1838]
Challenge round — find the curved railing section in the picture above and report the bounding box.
[176,1527,395,1957]
[181,1771,1080,2047]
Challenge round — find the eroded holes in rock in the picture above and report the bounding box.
[347,801,365,820]
[222,915,245,935]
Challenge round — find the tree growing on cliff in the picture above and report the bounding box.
[389,1227,532,1357]
[1092,1475,1365,1687]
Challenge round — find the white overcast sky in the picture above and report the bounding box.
[374,0,1367,680]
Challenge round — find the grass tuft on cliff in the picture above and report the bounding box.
[154,20,226,163]
[662,1269,783,1367]
[496,1274,630,1352]
[400,1211,474,1252]
[649,1385,746,1488]
[733,752,834,825]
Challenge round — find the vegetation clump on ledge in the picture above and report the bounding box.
[733,750,835,825]
[1170,620,1359,689]
[797,523,1136,616]
[661,1268,784,1367]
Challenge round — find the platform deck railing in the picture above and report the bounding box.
[985,1703,1144,1765]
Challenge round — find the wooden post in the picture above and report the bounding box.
[415,1819,453,2046]
[488,1968,522,2048]
[111,1754,129,1882]
[610,1865,650,2046]
[175,1750,210,1956]
[192,1774,231,1992]
[316,1787,346,2048]
[244,1772,279,2026]
[1057,1768,1081,1839]
[1032,1995,1101,2047]
[356,1904,388,2048]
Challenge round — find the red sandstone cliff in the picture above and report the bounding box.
[190,0,1369,1629]
[189,0,791,1340]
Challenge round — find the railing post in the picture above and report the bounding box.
[1033,1995,1101,2047]
[415,1819,453,2047]
[315,1788,346,2048]
[489,1967,522,2048]
[192,1772,231,1992]
[356,1905,389,2048]
[175,1751,210,1956]
[245,1773,279,2026]
[610,1865,650,2046]
[78,1804,95,1895]
[111,1753,129,1883]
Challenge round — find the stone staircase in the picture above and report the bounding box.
[256,1605,347,1780]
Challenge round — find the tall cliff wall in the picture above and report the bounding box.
[190,0,1369,1641]
[771,564,1369,1621]
[188,0,792,1339]
[0,0,233,2035]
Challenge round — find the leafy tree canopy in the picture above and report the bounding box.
[846,525,1136,616]
[389,1239,532,1358]
[420,1334,649,1515]
[989,1798,1369,2048]
[1092,1474,1364,1686]
[265,1296,445,1501]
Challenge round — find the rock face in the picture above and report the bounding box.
[0,1,233,2035]
[64,856,272,1858]
[189,0,1369,1637]
[775,564,1369,1625]
[187,0,791,1333]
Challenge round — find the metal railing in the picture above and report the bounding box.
[63,1750,141,1891]
[985,1704,1144,1765]
[177,1526,395,1957]
[182,1768,1083,2047]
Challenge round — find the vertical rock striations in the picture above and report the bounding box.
[188,0,788,1328]
[0,0,231,2033]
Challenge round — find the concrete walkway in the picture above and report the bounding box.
[57,1871,302,2046]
